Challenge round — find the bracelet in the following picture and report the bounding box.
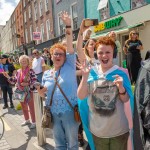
[66,25,71,28]
[119,89,126,95]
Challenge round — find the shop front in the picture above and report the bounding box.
[91,4,150,66]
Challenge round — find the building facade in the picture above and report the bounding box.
[52,0,84,42]
[0,20,13,54]
[22,0,54,55]
[85,0,150,65]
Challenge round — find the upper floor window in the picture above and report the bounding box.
[25,29,28,43]
[46,19,50,40]
[34,3,38,20]
[23,0,25,7]
[97,0,109,20]
[58,12,65,35]
[45,0,49,12]
[30,25,33,41]
[40,24,44,42]
[71,3,78,30]
[24,11,27,23]
[132,0,147,9]
[36,27,39,44]
[39,0,43,16]
[29,6,32,18]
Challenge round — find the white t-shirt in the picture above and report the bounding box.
[88,66,129,138]
[32,57,44,74]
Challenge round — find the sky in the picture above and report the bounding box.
[0,0,20,25]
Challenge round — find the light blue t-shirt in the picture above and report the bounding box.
[42,53,78,114]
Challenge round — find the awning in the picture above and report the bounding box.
[97,0,108,10]
[91,22,143,39]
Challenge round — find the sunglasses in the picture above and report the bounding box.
[53,53,65,57]
[32,53,38,55]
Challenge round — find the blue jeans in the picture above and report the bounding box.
[36,72,43,83]
[53,110,79,150]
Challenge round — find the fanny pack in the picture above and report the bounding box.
[91,80,118,116]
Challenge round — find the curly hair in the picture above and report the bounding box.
[95,36,115,50]
[49,43,66,55]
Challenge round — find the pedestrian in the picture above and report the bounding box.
[133,59,150,150]
[32,49,45,83]
[0,57,3,100]
[0,54,16,109]
[82,28,92,47]
[76,20,99,150]
[37,11,79,150]
[3,55,37,129]
[123,30,143,84]
[77,36,134,150]
[108,31,121,65]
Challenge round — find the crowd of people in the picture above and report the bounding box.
[0,11,149,150]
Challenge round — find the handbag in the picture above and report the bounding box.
[41,69,60,128]
[56,81,81,123]
[14,89,27,102]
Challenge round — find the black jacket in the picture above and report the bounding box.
[133,60,150,150]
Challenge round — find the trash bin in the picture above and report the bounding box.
[122,60,127,68]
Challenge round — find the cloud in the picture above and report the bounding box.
[0,0,19,25]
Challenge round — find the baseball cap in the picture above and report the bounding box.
[1,54,9,59]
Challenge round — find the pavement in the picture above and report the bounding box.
[0,99,87,150]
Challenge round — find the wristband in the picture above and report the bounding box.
[66,25,71,28]
[119,89,126,95]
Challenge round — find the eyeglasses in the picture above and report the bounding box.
[53,53,65,57]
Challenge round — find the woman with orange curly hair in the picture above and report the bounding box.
[37,12,79,150]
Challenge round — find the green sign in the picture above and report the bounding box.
[94,16,123,33]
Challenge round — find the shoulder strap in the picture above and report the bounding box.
[49,69,61,106]
[55,81,74,110]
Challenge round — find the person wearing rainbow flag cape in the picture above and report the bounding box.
[77,36,134,150]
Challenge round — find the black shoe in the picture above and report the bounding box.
[79,139,84,147]
[3,105,8,109]
[10,104,14,108]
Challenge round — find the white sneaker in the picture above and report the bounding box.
[30,123,36,129]
[21,120,30,126]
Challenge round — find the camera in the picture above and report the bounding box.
[84,19,99,27]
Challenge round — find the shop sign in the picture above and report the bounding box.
[94,16,123,33]
[33,32,41,40]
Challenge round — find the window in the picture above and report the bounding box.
[132,0,146,9]
[29,6,32,18]
[36,27,39,44]
[25,29,28,43]
[40,24,44,42]
[100,7,109,20]
[39,0,43,16]
[58,13,65,35]
[45,0,49,12]
[34,3,38,20]
[46,19,50,40]
[23,0,25,7]
[30,25,33,41]
[71,3,78,30]
[24,11,26,23]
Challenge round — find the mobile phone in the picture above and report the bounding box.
[84,19,99,27]
[33,82,44,89]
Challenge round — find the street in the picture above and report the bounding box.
[0,99,87,150]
